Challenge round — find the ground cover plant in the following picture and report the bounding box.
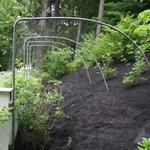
[138,138,150,150]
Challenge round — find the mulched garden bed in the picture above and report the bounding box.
[15,62,150,150]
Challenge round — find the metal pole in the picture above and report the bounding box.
[12,25,16,150]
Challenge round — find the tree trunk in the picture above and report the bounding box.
[36,0,49,68]
[76,0,84,49]
[52,0,59,35]
[96,0,105,36]
[39,0,49,29]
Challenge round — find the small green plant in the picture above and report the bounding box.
[101,54,117,79]
[0,107,11,124]
[122,53,147,86]
[102,64,117,79]
[54,107,66,118]
[137,138,150,150]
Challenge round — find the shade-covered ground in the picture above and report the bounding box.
[15,62,150,150]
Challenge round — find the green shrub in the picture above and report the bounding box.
[0,71,12,88]
[66,58,84,73]
[0,70,65,148]
[101,53,118,79]
[66,10,149,80]
[73,33,97,66]
[93,30,125,62]
[42,48,73,81]
[15,72,64,130]
[117,10,150,52]
[137,138,150,150]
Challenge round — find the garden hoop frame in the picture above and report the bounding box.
[25,41,93,84]
[23,36,108,90]
[12,17,150,146]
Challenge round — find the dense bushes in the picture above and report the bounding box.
[0,0,31,71]
[0,70,65,148]
[117,10,150,52]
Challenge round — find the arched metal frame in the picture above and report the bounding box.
[23,37,103,86]
[12,17,150,146]
[25,41,93,85]
[24,37,94,85]
[23,36,82,67]
[31,44,92,84]
[23,36,108,90]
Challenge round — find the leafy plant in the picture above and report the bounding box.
[117,10,150,52]
[54,107,66,118]
[137,138,150,150]
[122,53,147,86]
[101,53,117,79]
[93,30,125,62]
[0,0,31,71]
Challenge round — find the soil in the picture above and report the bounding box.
[15,62,150,150]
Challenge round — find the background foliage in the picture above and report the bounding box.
[0,0,149,70]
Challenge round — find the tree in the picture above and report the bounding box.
[0,0,30,71]
[34,0,49,68]
[76,0,84,49]
[96,0,105,35]
[53,0,60,32]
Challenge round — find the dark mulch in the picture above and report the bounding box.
[15,62,150,150]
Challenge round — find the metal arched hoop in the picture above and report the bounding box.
[23,35,108,91]
[13,17,150,94]
[26,41,93,84]
[13,17,150,67]
[12,16,150,146]
[24,38,99,86]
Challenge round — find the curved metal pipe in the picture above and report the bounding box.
[24,36,108,90]
[14,17,149,67]
[29,36,109,90]
[12,17,149,146]
[26,42,92,84]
